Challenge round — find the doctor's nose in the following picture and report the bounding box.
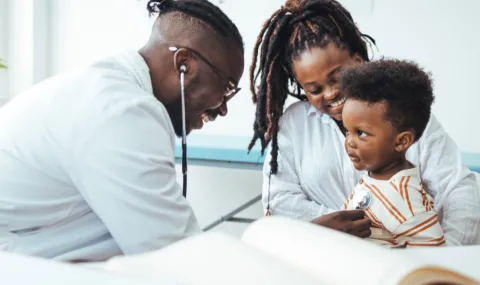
[217,100,228,117]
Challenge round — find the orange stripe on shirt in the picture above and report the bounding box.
[428,235,445,242]
[366,208,393,235]
[403,176,414,216]
[400,177,407,200]
[393,214,438,238]
[366,208,384,229]
[406,217,439,237]
[420,188,427,209]
[371,184,407,221]
[407,239,446,247]
[366,183,406,223]
[389,181,400,193]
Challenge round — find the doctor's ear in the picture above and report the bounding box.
[171,47,192,75]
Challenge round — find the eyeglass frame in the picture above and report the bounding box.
[169,46,241,103]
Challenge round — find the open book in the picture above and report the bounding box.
[100,217,480,285]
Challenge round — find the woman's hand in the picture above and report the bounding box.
[311,210,372,238]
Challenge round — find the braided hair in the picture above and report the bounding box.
[146,0,243,52]
[249,0,375,174]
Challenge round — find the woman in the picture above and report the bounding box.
[248,0,480,245]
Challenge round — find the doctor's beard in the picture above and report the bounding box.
[164,77,198,138]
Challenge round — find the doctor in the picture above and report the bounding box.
[0,0,244,261]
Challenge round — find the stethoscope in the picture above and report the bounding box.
[265,173,372,214]
[180,65,188,197]
[352,190,372,210]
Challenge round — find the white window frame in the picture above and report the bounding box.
[0,0,53,105]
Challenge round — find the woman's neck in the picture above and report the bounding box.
[369,158,412,180]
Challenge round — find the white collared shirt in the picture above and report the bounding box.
[262,101,480,245]
[0,51,201,261]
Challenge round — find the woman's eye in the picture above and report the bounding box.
[309,87,322,95]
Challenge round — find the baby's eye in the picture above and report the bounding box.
[357,130,368,137]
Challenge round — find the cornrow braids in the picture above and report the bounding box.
[249,0,376,174]
[147,0,243,53]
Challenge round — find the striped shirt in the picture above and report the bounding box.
[344,166,445,247]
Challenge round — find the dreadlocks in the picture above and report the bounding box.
[146,0,243,53]
[249,0,375,174]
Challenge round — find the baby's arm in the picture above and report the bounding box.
[390,211,445,246]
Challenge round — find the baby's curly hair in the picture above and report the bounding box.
[339,59,434,141]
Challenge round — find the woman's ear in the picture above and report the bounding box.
[394,130,415,153]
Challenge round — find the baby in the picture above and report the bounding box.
[339,59,445,247]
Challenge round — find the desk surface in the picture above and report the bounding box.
[176,134,480,173]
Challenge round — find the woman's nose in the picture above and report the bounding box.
[324,87,337,100]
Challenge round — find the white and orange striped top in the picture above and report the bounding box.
[343,167,445,247]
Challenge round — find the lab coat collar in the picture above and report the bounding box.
[116,50,153,95]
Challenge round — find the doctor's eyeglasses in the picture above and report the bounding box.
[169,46,241,102]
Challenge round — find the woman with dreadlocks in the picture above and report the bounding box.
[249,0,480,245]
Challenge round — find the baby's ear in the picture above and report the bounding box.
[352,53,363,64]
[394,130,415,152]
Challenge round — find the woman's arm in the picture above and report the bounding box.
[261,115,334,221]
[263,146,371,237]
[415,115,480,245]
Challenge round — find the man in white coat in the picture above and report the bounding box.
[0,0,244,261]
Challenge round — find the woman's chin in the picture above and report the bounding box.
[330,112,343,121]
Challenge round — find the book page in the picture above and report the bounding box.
[0,251,162,285]
[241,216,439,285]
[101,232,324,285]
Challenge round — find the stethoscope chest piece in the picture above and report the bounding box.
[352,190,372,210]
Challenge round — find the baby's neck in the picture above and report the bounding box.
[368,158,412,180]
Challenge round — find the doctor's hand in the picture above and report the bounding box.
[311,210,371,238]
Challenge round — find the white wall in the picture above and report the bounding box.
[0,0,8,103]
[355,0,480,153]
[2,0,480,236]
[19,0,477,153]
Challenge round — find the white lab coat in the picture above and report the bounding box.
[0,50,201,261]
[262,101,480,245]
